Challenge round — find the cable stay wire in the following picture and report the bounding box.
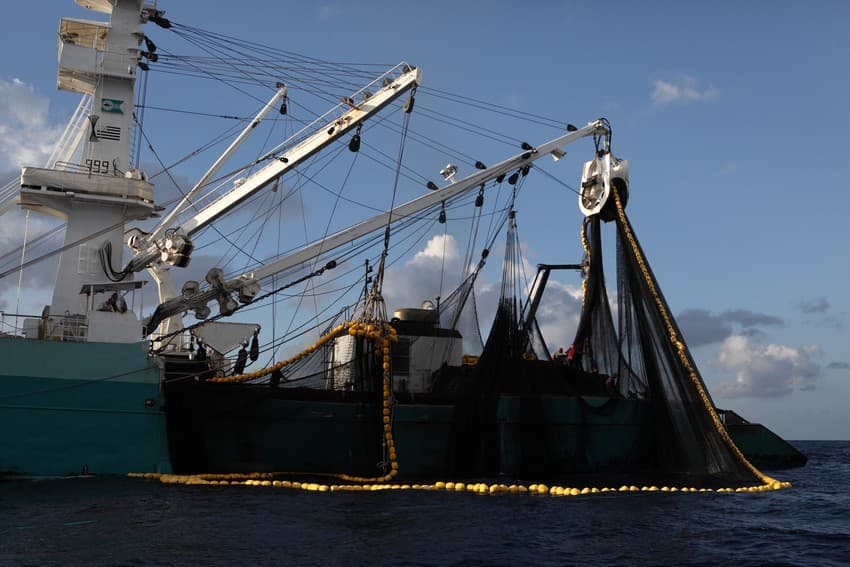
[419,86,567,129]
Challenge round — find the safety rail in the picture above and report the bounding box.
[0,311,88,342]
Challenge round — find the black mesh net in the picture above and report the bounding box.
[471,190,771,486]
[608,192,764,484]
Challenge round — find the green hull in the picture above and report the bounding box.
[725,423,807,469]
[166,383,658,478]
[164,382,804,478]
[497,395,654,476]
[0,338,172,477]
[192,401,456,477]
[166,381,457,477]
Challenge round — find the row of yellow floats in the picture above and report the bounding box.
[206,319,401,484]
[128,472,791,495]
[140,316,791,495]
[208,320,398,385]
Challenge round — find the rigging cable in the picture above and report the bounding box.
[419,86,566,129]
[133,63,149,167]
[363,89,415,322]
[135,104,245,121]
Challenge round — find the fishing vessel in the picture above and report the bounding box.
[1,0,804,482]
[0,0,173,477]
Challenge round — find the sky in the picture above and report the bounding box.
[0,0,848,440]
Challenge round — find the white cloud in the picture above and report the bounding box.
[0,79,48,127]
[0,208,63,316]
[414,232,459,262]
[714,335,822,398]
[0,78,63,170]
[651,76,719,106]
[0,76,90,315]
[535,280,583,351]
[382,233,588,354]
[383,233,462,312]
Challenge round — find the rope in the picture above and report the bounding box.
[128,473,784,495]
[611,188,788,491]
[208,320,401,483]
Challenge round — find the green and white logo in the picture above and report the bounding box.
[101,98,124,114]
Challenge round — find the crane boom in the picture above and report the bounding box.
[144,86,289,246]
[126,63,421,274]
[249,121,607,282]
[181,64,421,235]
[144,119,610,336]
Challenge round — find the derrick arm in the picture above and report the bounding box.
[144,120,611,337]
[522,263,584,332]
[122,64,420,342]
[249,122,608,282]
[125,63,422,279]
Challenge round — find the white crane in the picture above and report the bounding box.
[143,118,617,342]
[121,63,422,339]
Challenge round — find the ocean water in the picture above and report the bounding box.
[1,441,847,566]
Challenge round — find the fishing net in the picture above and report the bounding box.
[465,188,769,486]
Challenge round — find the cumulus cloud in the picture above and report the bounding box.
[678,307,783,347]
[0,206,64,312]
[534,280,583,351]
[383,233,461,309]
[651,76,719,106]
[383,233,487,351]
[381,234,585,353]
[714,335,822,398]
[0,165,59,316]
[827,361,850,371]
[0,78,63,170]
[0,78,67,315]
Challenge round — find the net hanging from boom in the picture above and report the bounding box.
[473,185,777,487]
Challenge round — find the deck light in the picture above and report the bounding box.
[439,163,457,182]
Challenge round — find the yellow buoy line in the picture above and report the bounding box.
[143,309,792,496]
[207,319,401,483]
[611,190,785,490]
[127,472,791,495]
[208,320,397,384]
[338,321,398,483]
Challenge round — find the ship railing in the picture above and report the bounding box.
[0,311,21,337]
[53,160,91,173]
[148,330,195,354]
[716,408,750,426]
[0,310,89,342]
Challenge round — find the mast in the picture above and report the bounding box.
[19,0,157,320]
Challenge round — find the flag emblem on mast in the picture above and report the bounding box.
[101,99,124,113]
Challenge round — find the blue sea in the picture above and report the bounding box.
[1,441,847,566]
